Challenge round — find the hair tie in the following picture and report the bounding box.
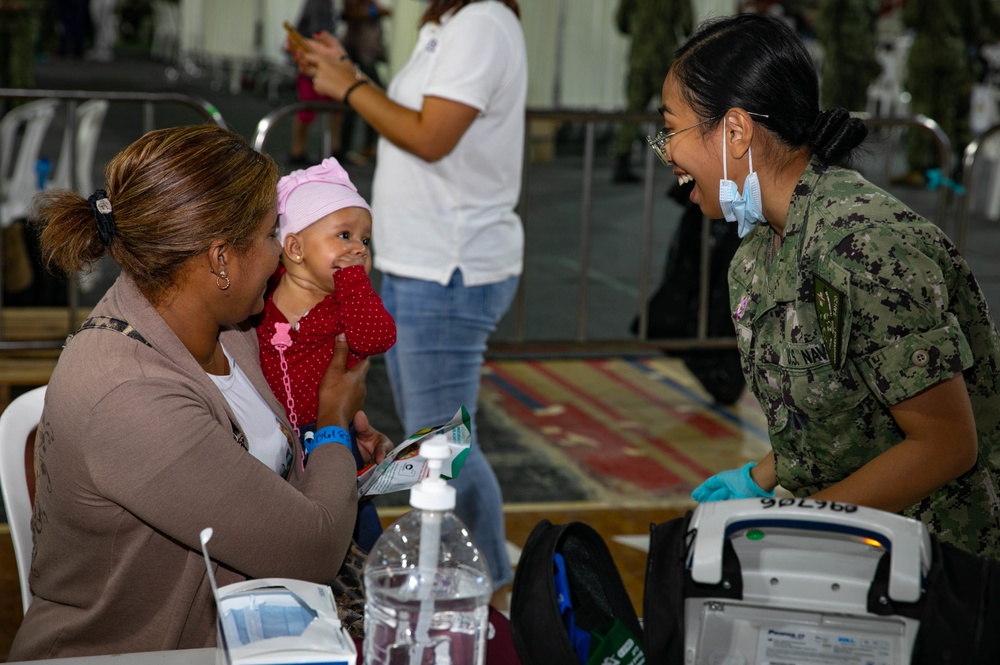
[87,189,116,247]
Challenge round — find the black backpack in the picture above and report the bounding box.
[510,520,643,665]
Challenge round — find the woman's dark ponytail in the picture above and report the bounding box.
[807,108,868,166]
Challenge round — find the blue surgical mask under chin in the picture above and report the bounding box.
[719,135,766,238]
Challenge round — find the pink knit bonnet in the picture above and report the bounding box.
[276,157,371,245]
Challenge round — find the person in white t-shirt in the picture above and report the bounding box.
[296,0,526,607]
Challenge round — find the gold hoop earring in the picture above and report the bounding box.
[216,271,230,291]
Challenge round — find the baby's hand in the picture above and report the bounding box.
[333,264,366,283]
[335,256,366,269]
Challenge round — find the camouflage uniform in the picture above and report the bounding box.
[814,0,880,111]
[614,0,694,160]
[729,157,1000,558]
[0,0,42,89]
[903,0,987,171]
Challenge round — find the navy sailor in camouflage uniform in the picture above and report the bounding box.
[651,13,1000,559]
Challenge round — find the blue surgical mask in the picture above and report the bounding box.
[719,132,765,238]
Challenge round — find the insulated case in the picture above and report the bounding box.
[661,498,930,665]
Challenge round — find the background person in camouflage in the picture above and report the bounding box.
[612,0,693,183]
[661,14,1000,558]
[0,0,42,89]
[814,0,880,111]
[901,0,1000,183]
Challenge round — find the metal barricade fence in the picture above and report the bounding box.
[510,108,723,356]
[857,113,953,237]
[958,123,1000,255]
[253,104,731,356]
[0,97,952,356]
[254,106,954,358]
[252,100,347,159]
[0,88,226,350]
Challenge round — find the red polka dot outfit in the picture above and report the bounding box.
[257,264,396,429]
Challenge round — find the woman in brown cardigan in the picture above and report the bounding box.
[9,124,388,660]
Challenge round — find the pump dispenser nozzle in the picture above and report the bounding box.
[409,434,456,511]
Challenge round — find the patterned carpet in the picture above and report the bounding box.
[370,355,770,511]
[476,356,772,507]
[0,355,771,518]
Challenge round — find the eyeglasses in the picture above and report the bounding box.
[646,117,719,166]
[646,112,769,166]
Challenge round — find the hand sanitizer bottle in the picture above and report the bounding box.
[363,435,492,665]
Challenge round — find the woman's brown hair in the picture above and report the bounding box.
[421,0,519,25]
[32,124,278,305]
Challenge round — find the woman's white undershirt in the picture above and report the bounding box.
[208,345,291,475]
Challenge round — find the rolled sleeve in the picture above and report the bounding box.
[854,320,973,406]
[834,229,974,407]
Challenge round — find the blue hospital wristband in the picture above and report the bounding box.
[304,426,352,457]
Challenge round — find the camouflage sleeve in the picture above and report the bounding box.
[616,0,633,35]
[679,0,694,39]
[826,229,974,408]
[813,0,835,44]
[902,0,921,29]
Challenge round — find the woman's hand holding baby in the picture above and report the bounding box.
[315,334,369,430]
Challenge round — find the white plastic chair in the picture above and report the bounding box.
[0,99,60,228]
[47,99,110,195]
[0,385,46,614]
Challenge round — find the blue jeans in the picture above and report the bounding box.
[380,270,519,589]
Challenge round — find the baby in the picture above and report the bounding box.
[257,157,396,441]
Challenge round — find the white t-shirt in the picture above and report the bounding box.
[209,346,292,476]
[371,1,528,287]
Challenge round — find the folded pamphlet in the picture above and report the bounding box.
[356,406,471,499]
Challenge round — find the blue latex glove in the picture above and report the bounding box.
[691,462,775,502]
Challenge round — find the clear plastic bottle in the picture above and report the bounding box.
[363,435,492,665]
